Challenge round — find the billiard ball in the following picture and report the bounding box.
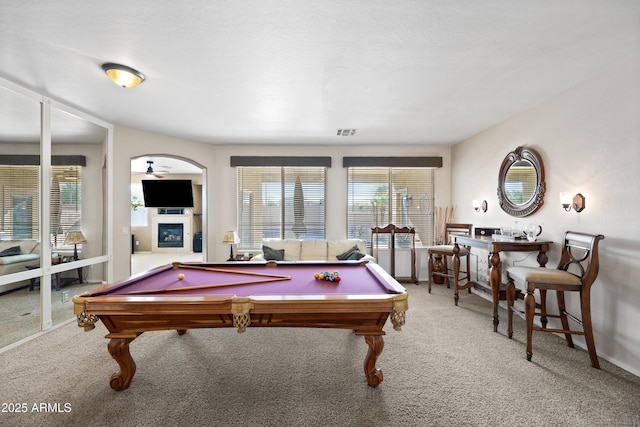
[178,273,185,280]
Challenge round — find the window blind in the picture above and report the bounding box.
[0,166,40,240]
[50,166,82,247]
[0,165,82,246]
[237,166,326,248]
[347,167,434,246]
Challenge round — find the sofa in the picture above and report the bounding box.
[250,238,375,263]
[0,240,41,293]
[0,240,41,275]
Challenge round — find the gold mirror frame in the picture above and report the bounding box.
[497,146,546,217]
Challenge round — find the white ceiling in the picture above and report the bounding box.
[1,1,639,147]
[131,156,202,176]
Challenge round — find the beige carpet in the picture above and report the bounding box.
[0,281,98,348]
[1,282,639,427]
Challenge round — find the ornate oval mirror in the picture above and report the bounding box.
[497,146,545,217]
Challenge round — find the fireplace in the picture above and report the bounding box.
[158,223,184,248]
[152,215,191,253]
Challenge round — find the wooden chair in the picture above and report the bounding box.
[506,231,604,368]
[371,224,417,284]
[427,223,473,305]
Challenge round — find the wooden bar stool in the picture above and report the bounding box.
[427,223,473,305]
[506,231,604,368]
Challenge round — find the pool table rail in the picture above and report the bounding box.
[73,292,408,334]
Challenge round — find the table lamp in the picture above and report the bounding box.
[64,230,86,261]
[222,231,240,261]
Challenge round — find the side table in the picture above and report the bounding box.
[26,258,83,291]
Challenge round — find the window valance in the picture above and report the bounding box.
[230,156,331,167]
[0,155,86,166]
[342,157,442,168]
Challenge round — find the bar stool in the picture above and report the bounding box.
[427,223,473,305]
[506,231,604,368]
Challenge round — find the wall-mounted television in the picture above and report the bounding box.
[142,179,194,208]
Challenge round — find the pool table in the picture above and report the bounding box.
[73,261,408,390]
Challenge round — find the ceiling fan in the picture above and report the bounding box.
[145,161,165,178]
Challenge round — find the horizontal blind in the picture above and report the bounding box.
[0,166,40,239]
[347,167,434,247]
[0,165,82,245]
[51,166,82,247]
[237,166,326,248]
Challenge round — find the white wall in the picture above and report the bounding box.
[211,144,452,240]
[130,172,203,252]
[451,56,640,375]
[113,129,212,276]
[113,129,451,280]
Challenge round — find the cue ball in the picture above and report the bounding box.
[178,273,185,280]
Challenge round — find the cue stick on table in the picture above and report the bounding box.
[123,276,291,295]
[174,262,291,280]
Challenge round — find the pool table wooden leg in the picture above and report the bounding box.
[363,335,384,387]
[107,336,138,391]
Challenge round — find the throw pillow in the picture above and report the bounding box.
[336,245,365,261]
[346,250,366,260]
[263,245,285,261]
[0,245,22,257]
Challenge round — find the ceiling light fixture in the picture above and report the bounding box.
[101,63,145,88]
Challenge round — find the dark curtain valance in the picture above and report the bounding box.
[230,156,331,167]
[0,155,86,166]
[342,156,443,168]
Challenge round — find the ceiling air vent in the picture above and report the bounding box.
[337,129,357,136]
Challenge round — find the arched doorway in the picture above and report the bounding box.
[130,155,206,274]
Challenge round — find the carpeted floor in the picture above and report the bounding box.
[1,282,639,427]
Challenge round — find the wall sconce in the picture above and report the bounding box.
[560,192,585,212]
[473,199,488,213]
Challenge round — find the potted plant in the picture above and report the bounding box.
[131,195,143,211]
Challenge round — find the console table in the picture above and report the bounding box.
[453,235,552,332]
